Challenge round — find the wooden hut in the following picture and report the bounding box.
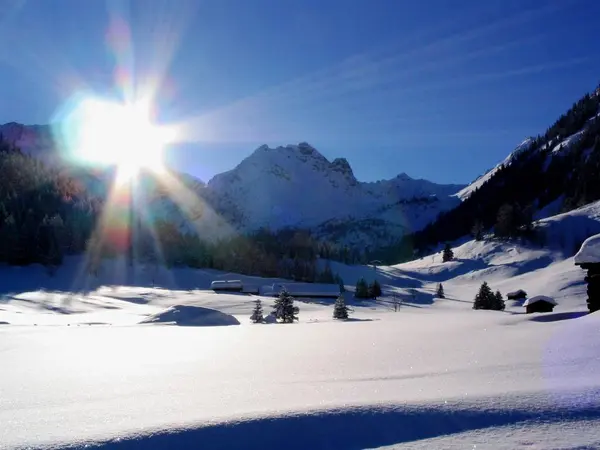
[574,234,600,313]
[507,289,528,301]
[523,296,557,314]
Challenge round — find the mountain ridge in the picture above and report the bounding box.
[0,123,466,247]
[205,141,465,242]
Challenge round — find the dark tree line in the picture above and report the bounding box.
[354,277,382,299]
[125,224,348,283]
[473,282,505,311]
[0,138,99,268]
[0,139,352,282]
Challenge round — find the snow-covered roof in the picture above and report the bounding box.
[523,295,557,307]
[211,280,243,289]
[574,234,600,265]
[507,289,527,298]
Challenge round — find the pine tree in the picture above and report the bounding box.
[333,295,350,320]
[273,290,299,323]
[471,221,484,241]
[354,277,369,299]
[0,214,18,263]
[473,281,495,310]
[318,262,335,283]
[336,274,346,293]
[369,279,382,299]
[495,204,517,238]
[250,299,264,323]
[436,283,445,298]
[493,290,505,311]
[442,243,454,262]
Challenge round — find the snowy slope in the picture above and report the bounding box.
[456,138,534,200]
[382,200,600,312]
[208,142,463,237]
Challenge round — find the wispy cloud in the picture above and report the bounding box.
[177,2,573,144]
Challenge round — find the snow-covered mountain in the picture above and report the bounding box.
[458,89,600,205]
[0,123,465,247]
[411,86,600,256]
[207,142,464,242]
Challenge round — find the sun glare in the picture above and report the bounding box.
[71,97,177,178]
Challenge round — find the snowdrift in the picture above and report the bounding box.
[139,305,240,327]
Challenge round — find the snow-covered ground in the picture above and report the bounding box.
[2,206,600,448]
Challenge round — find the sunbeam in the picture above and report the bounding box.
[153,168,236,238]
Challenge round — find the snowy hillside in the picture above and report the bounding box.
[456,137,534,200]
[208,142,463,240]
[414,88,600,254]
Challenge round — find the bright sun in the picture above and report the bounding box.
[74,97,176,178]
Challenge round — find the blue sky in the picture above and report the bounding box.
[0,0,599,184]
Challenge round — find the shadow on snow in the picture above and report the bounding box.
[528,311,589,323]
[83,401,600,450]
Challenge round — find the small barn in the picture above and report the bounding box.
[507,289,528,300]
[523,295,557,314]
[574,234,600,313]
[210,280,244,292]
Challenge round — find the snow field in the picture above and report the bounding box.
[2,202,600,448]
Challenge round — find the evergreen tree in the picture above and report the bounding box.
[342,245,350,264]
[0,215,18,263]
[354,277,369,299]
[39,214,64,272]
[333,295,350,320]
[493,290,505,311]
[250,299,264,323]
[473,282,496,310]
[317,262,335,283]
[471,221,484,241]
[495,203,515,238]
[436,283,445,298]
[273,289,299,323]
[369,279,382,299]
[336,274,346,293]
[442,243,454,262]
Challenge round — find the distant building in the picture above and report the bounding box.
[210,280,243,292]
[574,234,600,313]
[523,296,557,314]
[507,289,528,300]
